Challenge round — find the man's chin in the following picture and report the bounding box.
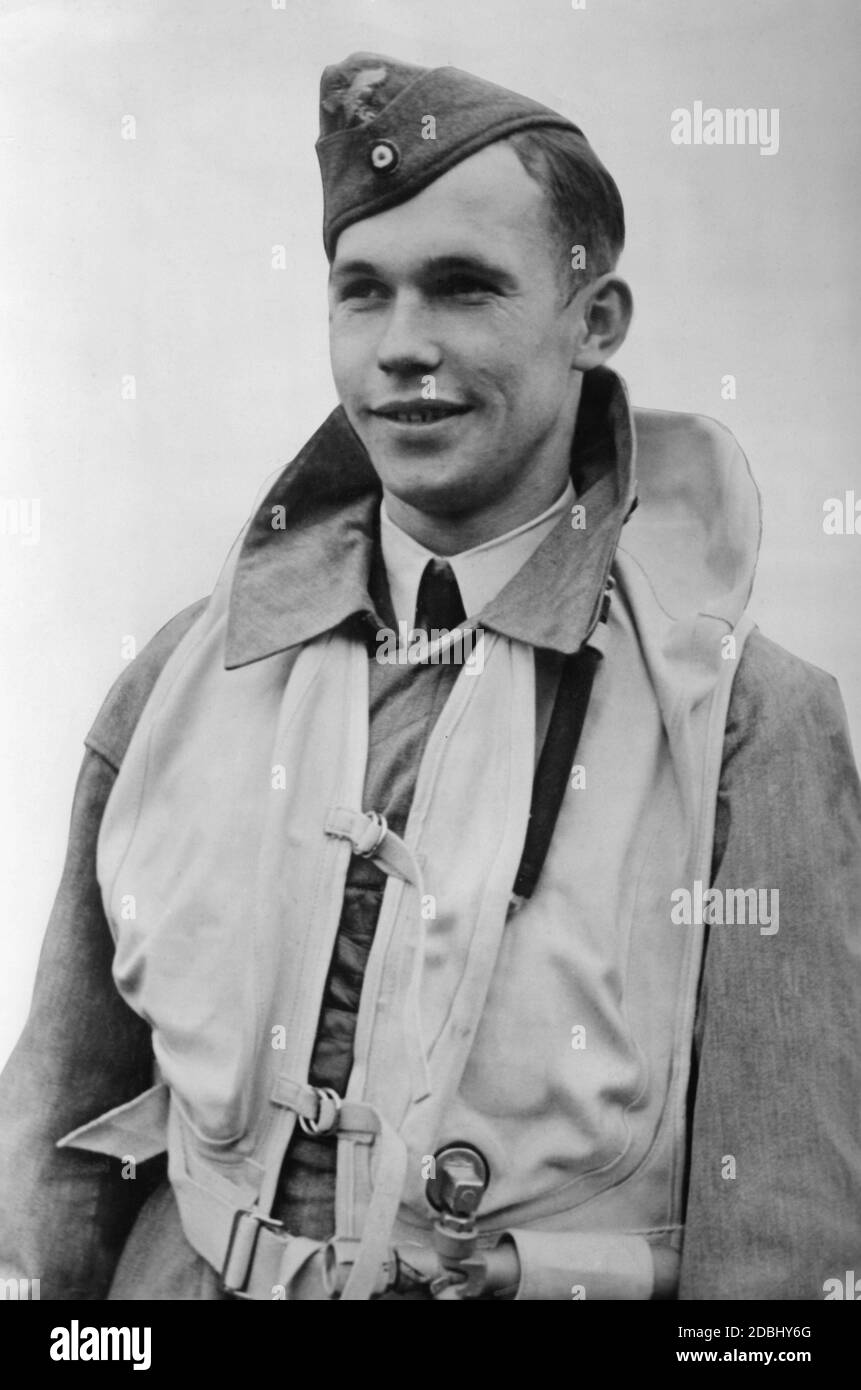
[378,471,481,521]
[365,444,478,506]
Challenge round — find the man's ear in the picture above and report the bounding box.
[569,274,633,370]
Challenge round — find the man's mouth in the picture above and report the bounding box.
[371,401,471,426]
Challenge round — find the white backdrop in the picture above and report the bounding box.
[2,0,860,1067]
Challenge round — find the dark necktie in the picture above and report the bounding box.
[413,558,467,633]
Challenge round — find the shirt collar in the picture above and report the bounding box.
[225,365,637,667]
[379,480,575,628]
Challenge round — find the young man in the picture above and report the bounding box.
[1,53,859,1301]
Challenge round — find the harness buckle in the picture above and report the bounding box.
[221,1206,286,1299]
[298,1086,342,1137]
[354,811,388,858]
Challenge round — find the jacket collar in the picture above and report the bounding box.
[225,366,637,668]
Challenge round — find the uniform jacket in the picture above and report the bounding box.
[1,369,860,1300]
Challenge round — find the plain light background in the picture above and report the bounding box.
[2,0,859,1068]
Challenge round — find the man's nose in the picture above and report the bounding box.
[376,293,442,375]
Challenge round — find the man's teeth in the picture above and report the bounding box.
[388,409,458,423]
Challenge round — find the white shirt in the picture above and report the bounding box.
[379,481,576,628]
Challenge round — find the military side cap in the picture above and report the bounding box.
[316,53,586,258]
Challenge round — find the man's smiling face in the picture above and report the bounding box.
[328,141,584,537]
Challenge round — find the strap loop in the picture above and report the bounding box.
[298,1086,342,1137]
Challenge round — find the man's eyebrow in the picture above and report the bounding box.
[329,258,380,282]
[422,254,518,288]
[329,254,518,288]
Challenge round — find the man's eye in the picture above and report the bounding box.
[340,280,386,302]
[434,274,494,298]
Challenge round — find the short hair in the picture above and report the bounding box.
[506,126,625,300]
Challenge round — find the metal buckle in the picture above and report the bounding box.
[221,1206,286,1299]
[298,1086,342,1137]
[354,811,388,858]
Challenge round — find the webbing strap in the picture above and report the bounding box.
[270,1076,378,1142]
[511,640,603,905]
[276,1236,325,1300]
[214,1082,405,1299]
[325,807,419,886]
[339,1112,408,1301]
[56,1081,169,1161]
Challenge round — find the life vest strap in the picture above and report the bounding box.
[213,1082,406,1299]
[271,1077,378,1142]
[325,806,420,885]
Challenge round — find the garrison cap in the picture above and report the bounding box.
[316,53,587,258]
